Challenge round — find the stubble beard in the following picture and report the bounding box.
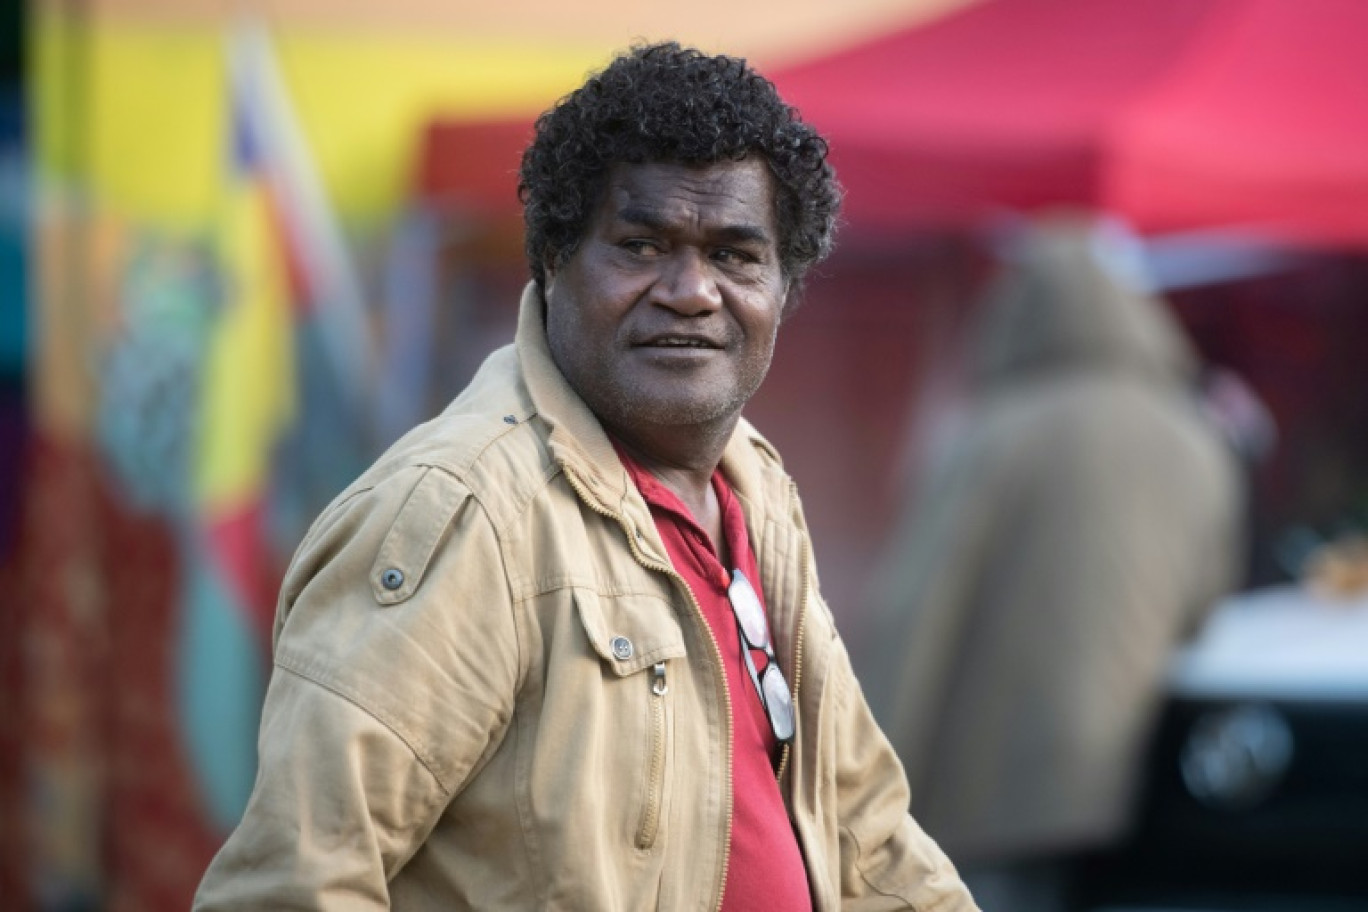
[573,347,772,442]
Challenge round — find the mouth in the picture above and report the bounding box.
[636,334,724,350]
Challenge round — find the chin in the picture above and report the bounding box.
[615,395,744,432]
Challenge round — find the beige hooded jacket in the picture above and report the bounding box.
[193,283,977,911]
[857,224,1245,864]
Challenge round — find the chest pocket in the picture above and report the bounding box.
[573,587,687,851]
[572,587,687,675]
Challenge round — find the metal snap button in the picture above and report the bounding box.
[611,636,633,660]
[381,568,405,591]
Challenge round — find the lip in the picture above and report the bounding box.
[633,331,726,350]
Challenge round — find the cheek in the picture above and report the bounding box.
[741,297,784,349]
[545,292,594,377]
[737,316,780,385]
[755,330,779,374]
[548,297,621,382]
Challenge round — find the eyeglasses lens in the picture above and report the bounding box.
[728,570,795,744]
[761,665,795,741]
[728,571,769,649]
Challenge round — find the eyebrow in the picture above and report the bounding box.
[617,205,773,246]
[617,206,671,233]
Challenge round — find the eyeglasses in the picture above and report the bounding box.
[728,569,795,744]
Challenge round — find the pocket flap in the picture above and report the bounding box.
[369,469,464,606]
[573,588,687,676]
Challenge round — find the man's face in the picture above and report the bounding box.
[544,158,788,440]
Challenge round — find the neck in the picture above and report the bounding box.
[609,418,736,515]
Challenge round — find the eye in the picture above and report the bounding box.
[621,239,662,256]
[713,247,758,266]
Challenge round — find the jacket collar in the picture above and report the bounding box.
[516,281,629,511]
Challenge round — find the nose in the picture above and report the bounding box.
[652,249,722,316]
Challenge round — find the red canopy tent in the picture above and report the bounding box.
[417,0,1368,249]
[417,118,534,221]
[772,0,1368,248]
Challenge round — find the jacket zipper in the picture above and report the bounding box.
[561,467,736,907]
[775,480,810,788]
[636,661,669,848]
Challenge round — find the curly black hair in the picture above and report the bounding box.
[519,42,841,296]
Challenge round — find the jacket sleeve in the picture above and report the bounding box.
[194,466,520,910]
[831,635,981,911]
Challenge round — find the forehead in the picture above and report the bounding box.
[594,159,778,234]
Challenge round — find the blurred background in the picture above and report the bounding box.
[3,0,1367,910]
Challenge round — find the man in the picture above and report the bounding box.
[195,42,978,911]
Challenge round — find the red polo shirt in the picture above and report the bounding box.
[616,446,812,912]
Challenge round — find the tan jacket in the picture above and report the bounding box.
[194,284,977,911]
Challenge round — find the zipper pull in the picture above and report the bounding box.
[652,661,668,696]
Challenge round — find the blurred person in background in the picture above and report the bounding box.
[855,218,1250,912]
[193,42,978,911]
